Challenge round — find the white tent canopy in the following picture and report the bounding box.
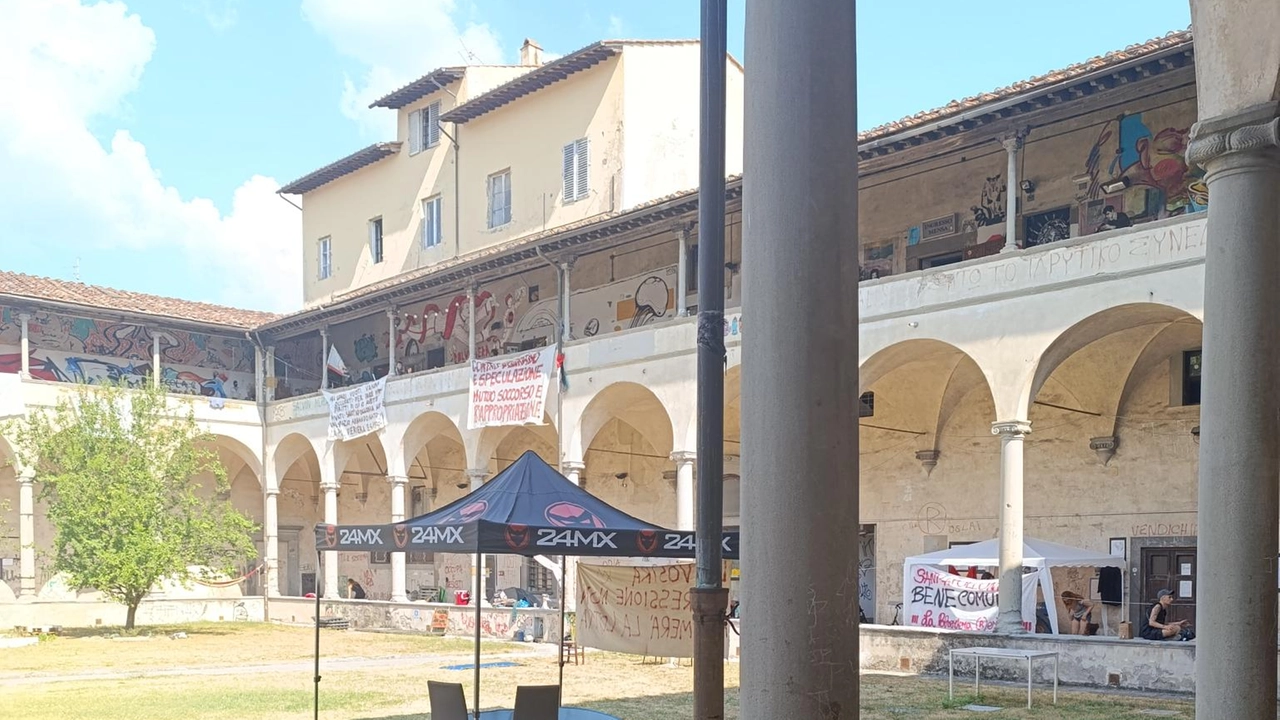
[902,536,1124,636]
[903,537,1125,570]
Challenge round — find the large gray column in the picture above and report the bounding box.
[322,481,339,598]
[740,0,859,717]
[993,420,1030,632]
[1186,104,1280,718]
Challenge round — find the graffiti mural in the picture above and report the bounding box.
[971,174,1006,228]
[273,333,323,398]
[1024,207,1073,247]
[859,242,895,281]
[0,307,255,399]
[568,266,678,337]
[1081,111,1207,235]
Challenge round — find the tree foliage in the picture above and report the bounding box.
[7,381,256,628]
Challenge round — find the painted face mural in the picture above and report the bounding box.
[545,501,605,529]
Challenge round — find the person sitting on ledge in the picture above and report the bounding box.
[1139,589,1188,640]
[1061,591,1097,635]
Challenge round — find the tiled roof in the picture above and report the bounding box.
[440,39,700,124]
[0,270,278,329]
[369,67,468,109]
[857,29,1193,144]
[278,142,402,196]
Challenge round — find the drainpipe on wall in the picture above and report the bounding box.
[1000,129,1027,253]
[428,78,462,259]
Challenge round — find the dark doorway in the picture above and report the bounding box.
[1140,546,1197,627]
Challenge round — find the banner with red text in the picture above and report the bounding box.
[902,565,1040,633]
[576,561,730,658]
[468,346,557,429]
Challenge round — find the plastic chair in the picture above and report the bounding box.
[428,680,469,720]
[513,684,561,720]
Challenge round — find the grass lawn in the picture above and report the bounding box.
[0,624,1195,719]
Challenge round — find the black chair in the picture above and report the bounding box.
[513,684,561,720]
[428,680,470,720]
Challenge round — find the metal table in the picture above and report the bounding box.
[477,709,618,719]
[948,647,1058,709]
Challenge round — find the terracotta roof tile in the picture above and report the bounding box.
[0,270,278,329]
[857,29,1193,143]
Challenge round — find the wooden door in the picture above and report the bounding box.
[1141,547,1196,627]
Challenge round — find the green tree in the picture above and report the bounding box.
[7,381,256,629]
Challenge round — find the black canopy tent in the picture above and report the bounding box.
[311,450,740,718]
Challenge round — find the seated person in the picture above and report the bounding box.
[1061,591,1096,635]
[1139,589,1189,640]
[346,578,367,600]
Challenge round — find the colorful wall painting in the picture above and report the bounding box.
[860,242,895,281]
[1023,207,1073,247]
[0,306,256,399]
[273,333,323,398]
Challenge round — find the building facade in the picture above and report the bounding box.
[1,31,1214,633]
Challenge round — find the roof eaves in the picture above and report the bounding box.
[278,142,403,196]
[369,67,467,109]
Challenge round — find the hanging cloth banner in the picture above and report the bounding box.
[901,564,1040,632]
[322,377,388,441]
[468,345,557,429]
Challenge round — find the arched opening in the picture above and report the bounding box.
[273,433,322,597]
[858,339,997,623]
[333,435,391,599]
[402,412,468,595]
[203,435,264,596]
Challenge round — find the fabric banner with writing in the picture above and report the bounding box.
[576,561,730,658]
[902,565,1040,633]
[469,346,557,429]
[322,377,388,441]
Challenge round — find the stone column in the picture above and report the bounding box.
[390,476,408,602]
[265,345,276,402]
[677,226,691,317]
[740,0,859,716]
[320,328,330,390]
[387,309,398,376]
[467,469,487,601]
[1186,104,1280,719]
[17,312,30,379]
[993,420,1030,633]
[671,451,696,531]
[264,489,280,597]
[322,481,339,598]
[151,331,161,388]
[562,461,585,611]
[1000,131,1025,254]
[17,470,36,598]
[559,259,575,341]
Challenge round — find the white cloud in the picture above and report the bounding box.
[608,14,625,38]
[0,0,301,312]
[192,0,239,32]
[301,0,505,137]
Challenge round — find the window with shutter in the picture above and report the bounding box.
[562,143,575,201]
[369,218,384,263]
[562,138,590,202]
[426,101,441,148]
[421,196,442,249]
[408,110,422,155]
[488,171,511,228]
[575,138,589,200]
[318,237,332,280]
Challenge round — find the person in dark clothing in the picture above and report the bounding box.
[1099,205,1132,231]
[347,578,367,600]
[1139,589,1187,640]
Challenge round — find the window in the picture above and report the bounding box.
[687,243,699,293]
[562,138,590,202]
[421,196,442,249]
[369,218,384,263]
[859,391,875,418]
[487,170,511,228]
[408,101,441,154]
[317,236,332,280]
[921,252,963,270]
[1183,349,1202,406]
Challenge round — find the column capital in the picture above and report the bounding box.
[320,480,340,492]
[1188,102,1280,171]
[466,468,488,483]
[999,128,1028,152]
[265,487,280,497]
[17,311,30,323]
[17,467,35,484]
[386,475,409,486]
[559,255,577,271]
[562,460,585,473]
[670,450,697,465]
[991,420,1031,438]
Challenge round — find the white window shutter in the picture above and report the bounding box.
[563,143,576,201]
[575,138,589,200]
[427,102,441,147]
[408,110,422,154]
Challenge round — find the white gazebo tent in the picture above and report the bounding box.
[903,537,1125,635]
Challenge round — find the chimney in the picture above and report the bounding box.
[520,38,543,67]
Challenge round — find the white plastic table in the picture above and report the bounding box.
[948,647,1058,709]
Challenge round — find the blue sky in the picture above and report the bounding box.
[0,0,1191,312]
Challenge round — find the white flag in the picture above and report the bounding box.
[326,345,348,377]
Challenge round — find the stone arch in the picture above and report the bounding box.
[208,434,262,490]
[570,382,675,462]
[401,411,468,513]
[468,412,558,473]
[273,433,319,489]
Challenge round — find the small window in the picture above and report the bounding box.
[369,218,384,263]
[426,347,446,370]
[487,170,512,229]
[421,196,442,249]
[562,138,590,202]
[1182,349,1202,406]
[859,391,875,418]
[317,236,332,280]
[408,101,441,155]
[921,251,963,270]
[687,243,700,293]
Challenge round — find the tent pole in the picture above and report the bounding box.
[559,554,567,706]
[313,547,322,720]
[474,545,482,720]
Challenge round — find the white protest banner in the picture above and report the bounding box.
[322,377,388,441]
[468,345,557,429]
[903,565,1040,633]
[576,561,731,658]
